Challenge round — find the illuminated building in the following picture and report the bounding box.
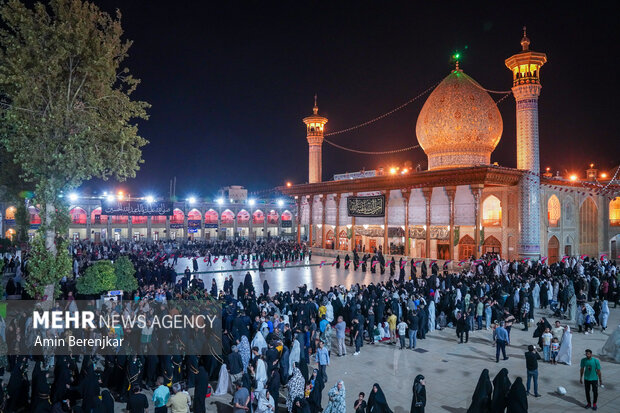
[281,31,620,262]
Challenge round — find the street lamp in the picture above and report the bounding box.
[277,199,284,207]
[216,198,224,205]
[569,174,578,182]
[68,193,79,202]
[145,195,155,204]
[248,199,255,206]
[188,196,196,205]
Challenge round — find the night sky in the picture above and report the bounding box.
[84,1,619,199]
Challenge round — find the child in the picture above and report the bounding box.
[397,319,408,349]
[354,392,367,413]
[541,327,553,362]
[550,337,560,364]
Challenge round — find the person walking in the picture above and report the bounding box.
[410,375,426,413]
[334,316,347,357]
[524,345,542,397]
[580,349,603,410]
[495,321,509,363]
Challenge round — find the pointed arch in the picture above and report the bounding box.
[170,208,184,224]
[482,195,502,227]
[579,197,598,258]
[252,209,264,224]
[205,209,218,224]
[4,206,16,220]
[221,209,235,224]
[237,209,250,224]
[267,210,279,224]
[28,206,41,225]
[548,235,560,264]
[458,234,475,259]
[483,235,501,255]
[188,208,202,221]
[547,194,561,227]
[69,207,87,224]
[281,210,293,221]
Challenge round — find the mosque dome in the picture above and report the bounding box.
[415,69,503,170]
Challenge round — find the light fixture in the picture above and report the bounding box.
[117,191,124,200]
[346,224,352,229]
[107,194,116,203]
[363,224,369,229]
[216,198,224,205]
[317,224,322,228]
[68,193,79,202]
[389,167,397,175]
[286,182,292,187]
[188,196,196,205]
[145,195,155,204]
[277,199,284,207]
[423,225,427,231]
[601,173,608,179]
[248,199,255,206]
[569,174,578,182]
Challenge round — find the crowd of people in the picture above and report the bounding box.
[0,237,618,412]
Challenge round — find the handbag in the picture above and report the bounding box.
[414,390,423,407]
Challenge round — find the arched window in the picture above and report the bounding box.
[237,209,250,224]
[5,206,16,220]
[221,209,234,224]
[458,234,475,259]
[548,195,561,227]
[205,209,218,224]
[69,207,87,224]
[170,208,184,224]
[28,206,41,225]
[267,210,279,225]
[610,197,620,226]
[252,210,264,224]
[579,197,598,258]
[483,235,502,254]
[91,207,108,224]
[482,195,502,227]
[188,209,201,221]
[281,210,293,221]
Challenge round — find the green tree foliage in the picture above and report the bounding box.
[114,255,138,292]
[26,232,72,298]
[0,0,149,293]
[76,260,116,295]
[14,201,29,243]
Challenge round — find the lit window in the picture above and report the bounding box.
[547,195,561,227]
[610,197,620,226]
[482,195,502,227]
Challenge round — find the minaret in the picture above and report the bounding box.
[505,27,547,260]
[303,95,328,183]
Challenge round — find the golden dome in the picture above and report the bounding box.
[415,70,503,170]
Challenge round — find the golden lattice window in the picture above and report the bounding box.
[548,195,561,227]
[610,197,620,226]
[482,195,502,227]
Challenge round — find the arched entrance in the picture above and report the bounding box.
[325,229,334,249]
[579,197,598,258]
[458,234,475,259]
[338,230,348,250]
[483,235,501,255]
[548,235,560,264]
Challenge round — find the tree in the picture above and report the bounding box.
[76,260,116,295]
[0,0,149,295]
[114,255,138,292]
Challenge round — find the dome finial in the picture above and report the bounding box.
[521,26,530,51]
[313,93,318,115]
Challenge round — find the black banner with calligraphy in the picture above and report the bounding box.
[347,195,385,217]
[102,201,174,216]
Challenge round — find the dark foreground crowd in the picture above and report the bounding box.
[0,238,618,413]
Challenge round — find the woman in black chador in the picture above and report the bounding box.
[366,383,393,413]
[410,375,426,413]
[506,377,527,413]
[467,369,492,413]
[336,255,341,269]
[491,368,511,413]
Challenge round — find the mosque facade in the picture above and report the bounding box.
[281,31,620,263]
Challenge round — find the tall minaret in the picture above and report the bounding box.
[505,27,547,260]
[303,95,328,183]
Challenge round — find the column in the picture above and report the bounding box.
[166,215,171,240]
[183,209,189,240]
[383,191,389,254]
[446,186,457,260]
[321,196,326,249]
[472,185,484,258]
[233,209,238,239]
[147,216,152,242]
[296,198,302,243]
[277,207,283,238]
[128,216,133,242]
[402,189,411,257]
[86,206,92,241]
[334,194,341,250]
[249,208,254,240]
[422,187,433,259]
[263,209,268,238]
[107,216,112,241]
[217,208,222,240]
[308,196,314,246]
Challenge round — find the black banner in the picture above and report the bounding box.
[347,195,385,217]
[281,220,293,228]
[102,201,174,216]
